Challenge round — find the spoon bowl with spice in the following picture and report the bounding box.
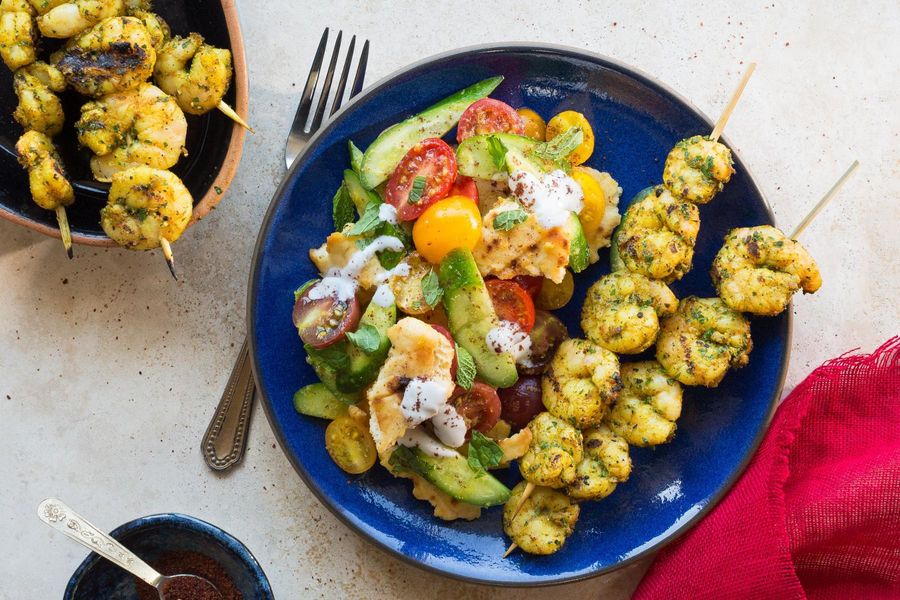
[39,499,224,600]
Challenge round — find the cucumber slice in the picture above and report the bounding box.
[456,132,573,181]
[293,383,350,419]
[305,345,361,404]
[389,446,511,507]
[566,212,590,273]
[336,299,396,392]
[348,140,364,174]
[343,169,379,215]
[439,248,518,388]
[357,76,504,189]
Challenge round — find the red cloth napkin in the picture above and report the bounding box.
[633,337,900,600]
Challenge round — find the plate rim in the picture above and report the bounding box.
[247,41,791,587]
[0,0,249,247]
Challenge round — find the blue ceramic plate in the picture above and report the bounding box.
[248,44,788,586]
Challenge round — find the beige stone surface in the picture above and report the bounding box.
[1,1,897,598]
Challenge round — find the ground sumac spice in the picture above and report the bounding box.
[135,551,243,600]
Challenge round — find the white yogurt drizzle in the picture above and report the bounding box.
[507,169,584,229]
[306,235,405,303]
[486,320,533,365]
[371,261,412,307]
[398,376,465,449]
[398,426,458,458]
[378,203,399,225]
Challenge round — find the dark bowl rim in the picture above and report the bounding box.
[246,41,791,587]
[63,512,274,599]
[0,0,249,247]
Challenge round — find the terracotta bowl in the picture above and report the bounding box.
[0,0,248,246]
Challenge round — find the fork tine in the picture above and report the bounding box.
[290,28,329,135]
[329,35,355,117]
[310,30,342,132]
[349,39,369,99]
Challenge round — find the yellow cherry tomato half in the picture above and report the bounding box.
[546,110,595,165]
[535,270,575,310]
[517,107,546,141]
[571,168,607,238]
[413,195,482,264]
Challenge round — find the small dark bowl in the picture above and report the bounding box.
[63,513,273,600]
[0,0,249,246]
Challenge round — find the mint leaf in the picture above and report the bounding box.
[348,140,364,173]
[346,323,381,353]
[422,269,443,307]
[467,431,503,474]
[332,184,355,232]
[305,343,349,370]
[455,343,476,390]
[493,208,528,231]
[486,135,508,169]
[389,445,432,476]
[532,126,583,161]
[347,199,383,236]
[407,176,427,204]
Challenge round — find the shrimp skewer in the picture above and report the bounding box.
[154,32,252,132]
[15,131,75,257]
[711,162,858,316]
[100,166,193,280]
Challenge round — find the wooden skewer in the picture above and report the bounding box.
[217,100,254,134]
[502,542,518,558]
[55,206,73,259]
[510,482,535,520]
[789,160,859,239]
[710,62,756,142]
[160,237,177,280]
[502,481,536,559]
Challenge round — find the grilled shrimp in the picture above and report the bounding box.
[154,32,232,115]
[0,0,36,70]
[566,424,632,501]
[128,8,166,49]
[518,412,583,489]
[616,186,700,283]
[54,16,155,97]
[15,130,73,210]
[503,481,579,555]
[663,135,735,204]
[100,166,192,250]
[35,0,123,38]
[76,82,187,181]
[606,361,682,447]
[656,296,752,387]
[542,338,620,428]
[581,271,677,354]
[711,225,822,316]
[13,61,65,136]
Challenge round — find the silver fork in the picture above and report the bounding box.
[202,28,370,471]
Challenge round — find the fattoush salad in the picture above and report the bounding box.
[289,75,823,556]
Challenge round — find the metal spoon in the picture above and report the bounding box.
[37,498,223,600]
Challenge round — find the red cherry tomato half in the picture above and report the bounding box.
[430,324,458,378]
[450,382,502,434]
[292,286,361,349]
[385,138,457,221]
[448,175,479,204]
[519,310,568,376]
[485,279,536,333]
[498,376,544,431]
[456,98,526,142]
[510,275,543,298]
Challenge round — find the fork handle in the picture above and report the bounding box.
[202,339,256,470]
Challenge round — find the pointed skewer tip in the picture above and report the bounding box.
[160,238,178,281]
[502,542,518,559]
[789,160,859,239]
[710,62,757,142]
[217,100,254,134]
[511,482,536,520]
